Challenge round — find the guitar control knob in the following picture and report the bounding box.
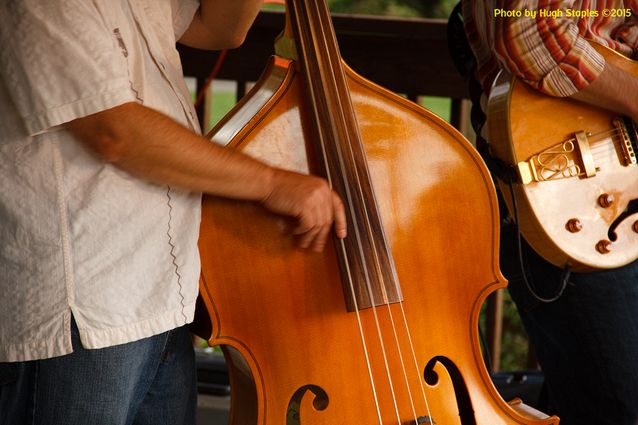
[598,193,615,208]
[596,240,612,254]
[566,219,583,233]
[633,221,638,233]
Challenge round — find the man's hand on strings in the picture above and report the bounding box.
[261,169,347,252]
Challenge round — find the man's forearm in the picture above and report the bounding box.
[572,61,638,123]
[67,102,275,201]
[67,102,347,251]
[178,0,263,50]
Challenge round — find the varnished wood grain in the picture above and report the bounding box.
[198,58,556,424]
[197,1,557,423]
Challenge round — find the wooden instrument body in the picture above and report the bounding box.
[198,56,557,424]
[488,43,638,271]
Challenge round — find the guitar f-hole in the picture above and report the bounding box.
[608,198,638,241]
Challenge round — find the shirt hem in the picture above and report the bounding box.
[78,302,196,350]
[0,311,73,362]
[0,303,195,362]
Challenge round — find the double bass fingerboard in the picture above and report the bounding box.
[282,0,402,311]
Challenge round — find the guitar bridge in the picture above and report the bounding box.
[516,134,591,184]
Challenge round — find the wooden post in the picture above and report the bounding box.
[485,289,504,372]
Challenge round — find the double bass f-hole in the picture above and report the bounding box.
[195,0,559,423]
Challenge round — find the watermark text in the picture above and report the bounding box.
[493,8,632,19]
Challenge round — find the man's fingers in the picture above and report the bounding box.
[295,225,321,249]
[309,224,331,252]
[331,191,347,239]
[261,170,347,251]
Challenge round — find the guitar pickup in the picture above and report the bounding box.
[613,117,638,166]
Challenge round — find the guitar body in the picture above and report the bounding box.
[488,42,638,271]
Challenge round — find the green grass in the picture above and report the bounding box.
[419,96,451,123]
[206,91,237,132]
[205,91,453,129]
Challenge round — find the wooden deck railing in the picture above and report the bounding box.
[178,10,469,129]
[179,10,508,372]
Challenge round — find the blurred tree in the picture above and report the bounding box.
[326,0,456,19]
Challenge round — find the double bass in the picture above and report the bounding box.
[196,1,558,423]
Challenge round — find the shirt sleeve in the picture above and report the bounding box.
[493,0,605,97]
[171,0,201,41]
[0,0,136,135]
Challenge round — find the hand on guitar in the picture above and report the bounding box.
[261,169,347,252]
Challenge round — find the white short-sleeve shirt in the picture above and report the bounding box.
[0,0,202,362]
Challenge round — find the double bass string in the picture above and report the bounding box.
[307,10,406,425]
[396,301,434,420]
[337,237,385,425]
[304,1,434,422]
[288,2,384,423]
[291,0,437,421]
[298,1,411,422]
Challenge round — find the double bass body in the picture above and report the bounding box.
[196,2,558,424]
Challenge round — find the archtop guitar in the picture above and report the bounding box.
[488,42,638,271]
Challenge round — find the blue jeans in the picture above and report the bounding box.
[0,320,197,425]
[502,222,638,425]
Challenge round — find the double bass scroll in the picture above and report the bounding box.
[196,1,558,424]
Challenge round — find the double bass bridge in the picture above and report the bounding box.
[404,416,435,424]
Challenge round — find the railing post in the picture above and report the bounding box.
[450,98,471,136]
[486,289,504,372]
[196,76,207,130]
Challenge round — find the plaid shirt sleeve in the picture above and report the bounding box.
[492,0,605,96]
